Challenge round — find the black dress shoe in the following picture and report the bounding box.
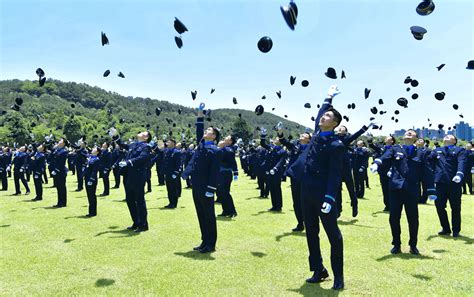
[25,191,30,195]
[13,192,21,196]
[453,232,460,237]
[217,212,229,217]
[86,214,96,217]
[438,229,451,235]
[332,276,344,290]
[306,268,329,283]
[135,225,149,232]
[32,197,43,201]
[193,243,204,251]
[409,246,420,255]
[390,245,401,254]
[292,225,304,232]
[199,246,215,253]
[127,225,138,230]
[52,204,64,208]
[383,207,390,212]
[75,189,82,192]
[227,212,238,218]
[268,208,282,212]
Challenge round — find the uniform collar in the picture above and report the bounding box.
[319,131,334,137]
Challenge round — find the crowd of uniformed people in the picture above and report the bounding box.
[1,86,473,291]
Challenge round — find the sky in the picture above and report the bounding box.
[1,0,473,135]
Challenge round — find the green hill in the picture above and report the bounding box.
[0,79,310,145]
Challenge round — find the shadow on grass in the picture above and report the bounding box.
[251,251,267,258]
[64,215,92,220]
[412,274,432,281]
[371,210,388,217]
[427,234,473,245]
[108,226,119,230]
[174,251,215,261]
[432,249,448,253]
[64,238,75,243]
[338,219,358,226]
[376,253,435,262]
[287,282,340,296]
[0,224,11,228]
[95,278,115,287]
[95,229,140,238]
[252,210,285,216]
[275,231,306,242]
[112,199,126,203]
[245,196,265,200]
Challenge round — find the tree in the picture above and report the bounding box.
[3,112,31,145]
[63,116,83,143]
[232,117,252,143]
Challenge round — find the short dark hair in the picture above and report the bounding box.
[168,139,176,144]
[407,129,418,138]
[95,147,102,156]
[144,131,152,143]
[327,108,342,127]
[389,135,396,144]
[212,127,220,142]
[229,135,237,145]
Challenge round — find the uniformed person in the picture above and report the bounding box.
[431,135,467,237]
[30,144,46,201]
[163,139,182,209]
[352,140,369,198]
[287,85,345,290]
[116,130,153,232]
[99,142,112,196]
[462,143,473,195]
[111,144,124,188]
[370,129,437,255]
[278,130,310,231]
[260,129,288,212]
[84,146,102,216]
[184,144,195,188]
[369,136,396,211]
[182,103,221,253]
[75,140,88,191]
[216,136,239,218]
[336,124,374,217]
[12,146,30,195]
[0,147,10,191]
[51,138,69,207]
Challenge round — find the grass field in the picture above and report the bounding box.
[1,170,473,296]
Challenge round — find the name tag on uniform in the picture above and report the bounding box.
[395,152,404,160]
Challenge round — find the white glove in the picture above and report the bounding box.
[172,174,177,179]
[51,171,57,176]
[369,163,378,173]
[19,168,24,173]
[261,128,267,136]
[205,191,214,198]
[87,181,93,186]
[198,102,206,111]
[265,171,269,175]
[321,202,332,214]
[276,121,283,131]
[471,167,474,174]
[108,127,118,137]
[387,171,392,178]
[428,195,437,201]
[118,161,127,168]
[233,175,238,181]
[6,166,11,171]
[270,169,275,175]
[452,175,462,183]
[327,85,341,97]
[358,168,363,173]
